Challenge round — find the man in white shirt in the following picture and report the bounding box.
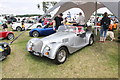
[76,12,85,26]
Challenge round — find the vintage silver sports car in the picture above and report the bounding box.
[26,25,94,64]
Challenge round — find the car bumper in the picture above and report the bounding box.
[29,31,33,37]
[29,51,42,57]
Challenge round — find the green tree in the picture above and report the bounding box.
[50,2,57,6]
[37,2,57,13]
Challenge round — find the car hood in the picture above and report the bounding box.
[40,32,74,44]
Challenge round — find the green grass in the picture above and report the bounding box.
[0,24,119,78]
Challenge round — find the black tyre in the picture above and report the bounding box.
[7,33,14,40]
[16,26,22,31]
[88,35,94,46]
[32,31,40,37]
[0,45,11,61]
[118,36,120,39]
[5,45,11,55]
[0,53,7,61]
[37,25,41,28]
[54,47,68,64]
[29,51,34,56]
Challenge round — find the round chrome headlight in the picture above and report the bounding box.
[45,46,50,51]
[29,41,34,46]
[3,44,7,47]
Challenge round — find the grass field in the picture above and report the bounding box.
[0,25,119,78]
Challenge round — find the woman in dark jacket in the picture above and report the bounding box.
[2,22,8,31]
[100,12,111,42]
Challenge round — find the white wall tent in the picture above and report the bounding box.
[40,0,120,22]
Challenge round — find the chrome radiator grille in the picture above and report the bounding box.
[33,40,43,52]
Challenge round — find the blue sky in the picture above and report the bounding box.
[0,0,112,15]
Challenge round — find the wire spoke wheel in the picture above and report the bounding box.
[7,34,14,40]
[58,50,66,62]
[32,31,39,37]
[55,47,68,64]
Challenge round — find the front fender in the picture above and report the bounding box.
[26,38,41,51]
[42,42,67,59]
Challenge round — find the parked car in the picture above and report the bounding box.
[29,27,56,37]
[0,31,14,40]
[0,21,2,25]
[44,18,53,25]
[0,42,11,61]
[27,25,94,64]
[12,22,42,31]
[118,26,120,39]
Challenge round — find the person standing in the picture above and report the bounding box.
[53,13,63,31]
[2,22,8,31]
[100,12,111,42]
[67,11,71,21]
[76,12,85,26]
[21,19,25,30]
[63,17,68,25]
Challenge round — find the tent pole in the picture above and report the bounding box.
[95,0,97,26]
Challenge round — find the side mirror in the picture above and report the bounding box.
[76,33,86,38]
[76,33,80,36]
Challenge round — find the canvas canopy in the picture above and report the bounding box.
[40,0,120,22]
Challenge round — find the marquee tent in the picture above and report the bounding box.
[40,0,120,22]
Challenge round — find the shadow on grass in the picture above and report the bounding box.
[114,39,120,43]
[25,53,56,65]
[67,44,92,58]
[25,43,95,65]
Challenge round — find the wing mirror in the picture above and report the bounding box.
[76,33,80,36]
[76,32,86,38]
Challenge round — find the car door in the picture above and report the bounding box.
[24,23,32,29]
[42,28,55,35]
[74,34,86,47]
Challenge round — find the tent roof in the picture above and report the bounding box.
[40,0,120,22]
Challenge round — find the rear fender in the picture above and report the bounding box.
[86,31,94,43]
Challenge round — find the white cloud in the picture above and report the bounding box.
[0,0,113,15]
[97,7,112,14]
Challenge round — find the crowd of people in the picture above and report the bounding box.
[0,12,118,42]
[52,12,118,42]
[0,16,40,31]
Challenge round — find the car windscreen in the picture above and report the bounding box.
[46,19,51,21]
[58,25,83,33]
